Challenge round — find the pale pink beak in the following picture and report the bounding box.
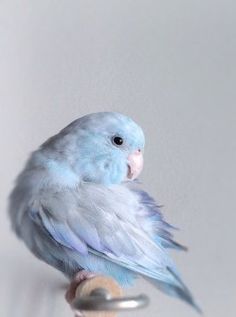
[127,150,144,180]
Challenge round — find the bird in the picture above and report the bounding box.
[8,112,200,312]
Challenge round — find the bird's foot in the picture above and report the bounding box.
[65,270,96,304]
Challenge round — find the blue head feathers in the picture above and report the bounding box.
[41,112,145,185]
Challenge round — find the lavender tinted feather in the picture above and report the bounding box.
[132,188,187,251]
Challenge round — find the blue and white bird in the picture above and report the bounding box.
[9,112,199,311]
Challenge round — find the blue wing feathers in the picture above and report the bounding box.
[37,206,88,254]
[18,182,198,311]
[133,188,187,251]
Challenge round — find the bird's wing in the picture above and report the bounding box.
[30,182,183,285]
[29,181,200,310]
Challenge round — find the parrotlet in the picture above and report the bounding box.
[8,112,200,311]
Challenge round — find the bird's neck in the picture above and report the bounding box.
[74,151,127,185]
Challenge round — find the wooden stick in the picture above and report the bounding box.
[75,276,123,317]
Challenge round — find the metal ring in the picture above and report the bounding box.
[72,288,149,312]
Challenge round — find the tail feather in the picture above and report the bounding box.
[145,267,202,313]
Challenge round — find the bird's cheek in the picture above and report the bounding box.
[127,150,144,180]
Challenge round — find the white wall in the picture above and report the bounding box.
[0,1,235,316]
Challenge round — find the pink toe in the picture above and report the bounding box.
[65,270,96,304]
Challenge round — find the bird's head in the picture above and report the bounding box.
[54,112,145,185]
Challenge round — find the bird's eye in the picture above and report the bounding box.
[112,136,124,146]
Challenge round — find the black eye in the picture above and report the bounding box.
[112,136,124,146]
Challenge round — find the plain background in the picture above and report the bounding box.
[0,1,235,317]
